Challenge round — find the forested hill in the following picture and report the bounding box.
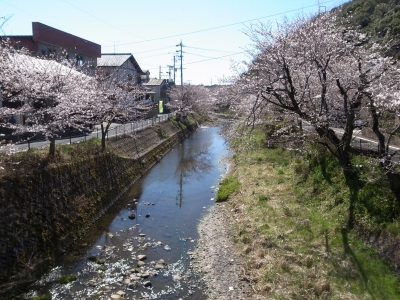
[338,0,400,57]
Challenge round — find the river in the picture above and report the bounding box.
[22,124,230,300]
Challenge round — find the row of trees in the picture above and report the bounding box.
[224,11,400,168]
[218,10,400,228]
[0,40,151,156]
[167,84,215,116]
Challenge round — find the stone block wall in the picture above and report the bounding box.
[0,117,195,296]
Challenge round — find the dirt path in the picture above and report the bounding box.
[190,203,260,300]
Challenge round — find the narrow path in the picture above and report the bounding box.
[191,203,260,300]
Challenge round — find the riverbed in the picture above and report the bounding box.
[22,125,230,300]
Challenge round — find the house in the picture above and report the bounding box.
[141,70,151,83]
[143,78,172,114]
[2,22,101,73]
[97,53,144,84]
[143,78,170,103]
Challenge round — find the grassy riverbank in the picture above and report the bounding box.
[221,129,400,299]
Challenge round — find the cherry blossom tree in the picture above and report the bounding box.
[356,50,400,159]
[0,40,97,156]
[237,11,400,168]
[28,58,95,156]
[229,11,400,227]
[90,68,150,151]
[167,84,211,117]
[0,40,152,155]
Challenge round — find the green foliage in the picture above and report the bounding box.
[32,294,51,300]
[295,144,400,232]
[339,0,400,57]
[216,175,241,202]
[227,123,400,298]
[57,275,77,284]
[258,194,269,202]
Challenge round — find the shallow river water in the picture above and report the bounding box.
[23,125,230,300]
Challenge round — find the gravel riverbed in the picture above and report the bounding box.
[190,203,260,300]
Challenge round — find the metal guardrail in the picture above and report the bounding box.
[1,113,174,153]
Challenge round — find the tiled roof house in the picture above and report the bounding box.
[97,53,144,84]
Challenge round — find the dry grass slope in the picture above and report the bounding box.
[224,142,400,299]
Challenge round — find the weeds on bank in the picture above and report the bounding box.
[0,138,104,180]
[57,275,77,284]
[216,175,241,202]
[31,294,51,300]
[227,132,400,299]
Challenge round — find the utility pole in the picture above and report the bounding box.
[167,65,174,82]
[176,41,183,88]
[159,66,162,79]
[113,41,119,53]
[173,54,178,83]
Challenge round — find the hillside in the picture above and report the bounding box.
[339,0,400,57]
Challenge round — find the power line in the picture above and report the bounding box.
[124,46,175,54]
[59,0,144,40]
[111,0,347,46]
[0,0,41,20]
[184,51,231,61]
[135,52,172,59]
[185,46,236,53]
[185,51,247,65]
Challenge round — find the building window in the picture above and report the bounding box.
[41,48,56,57]
[76,55,84,66]
[48,48,56,55]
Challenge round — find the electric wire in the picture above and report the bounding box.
[59,0,144,40]
[185,51,247,65]
[108,0,348,46]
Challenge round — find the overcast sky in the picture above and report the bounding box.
[1,0,348,85]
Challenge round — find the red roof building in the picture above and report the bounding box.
[3,22,101,71]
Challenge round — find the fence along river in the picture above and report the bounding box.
[22,125,230,300]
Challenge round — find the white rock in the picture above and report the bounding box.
[172,275,182,281]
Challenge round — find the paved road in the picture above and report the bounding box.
[5,114,172,153]
[302,121,400,160]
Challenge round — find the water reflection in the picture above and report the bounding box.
[21,126,230,300]
[175,142,213,207]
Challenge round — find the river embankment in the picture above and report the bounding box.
[0,115,199,298]
[192,127,400,300]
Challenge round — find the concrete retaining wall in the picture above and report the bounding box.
[0,117,197,297]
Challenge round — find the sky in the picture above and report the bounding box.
[0,0,349,85]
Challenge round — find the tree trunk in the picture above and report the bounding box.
[369,104,386,155]
[49,137,56,157]
[101,124,106,152]
[343,168,360,229]
[101,123,111,152]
